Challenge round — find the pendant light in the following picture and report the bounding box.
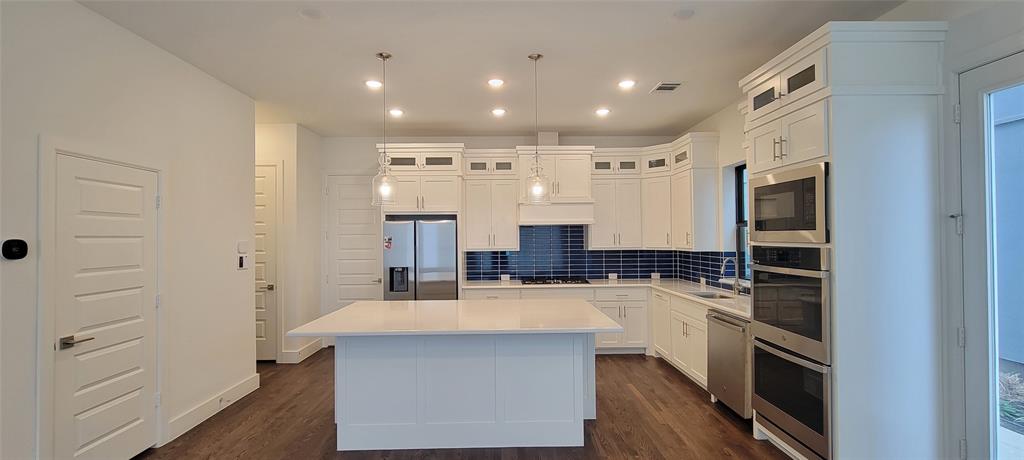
[371,52,397,206]
[525,53,551,205]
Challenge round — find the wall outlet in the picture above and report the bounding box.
[651,272,661,280]
[608,273,618,280]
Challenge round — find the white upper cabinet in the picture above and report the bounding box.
[589,179,642,249]
[377,143,464,175]
[780,47,827,103]
[641,150,672,176]
[591,155,641,176]
[670,171,693,249]
[384,176,460,212]
[747,99,828,173]
[670,168,719,251]
[464,150,517,177]
[746,74,784,122]
[641,176,672,248]
[517,149,593,203]
[671,143,692,171]
[464,180,518,250]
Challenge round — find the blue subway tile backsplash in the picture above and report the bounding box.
[465,225,736,287]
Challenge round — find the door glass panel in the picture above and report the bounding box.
[753,176,817,231]
[594,161,612,170]
[648,158,667,168]
[469,162,487,171]
[424,156,453,166]
[787,65,816,94]
[751,270,823,341]
[753,87,776,110]
[618,161,637,170]
[675,151,689,164]
[494,161,513,171]
[754,344,826,435]
[390,157,417,166]
[991,83,1024,457]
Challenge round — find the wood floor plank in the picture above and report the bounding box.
[135,348,785,460]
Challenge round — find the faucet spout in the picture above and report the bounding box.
[720,257,741,295]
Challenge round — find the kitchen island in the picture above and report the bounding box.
[288,299,623,451]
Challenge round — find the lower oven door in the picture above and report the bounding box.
[751,264,830,364]
[753,340,831,459]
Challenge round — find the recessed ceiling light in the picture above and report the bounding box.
[492,108,507,117]
[389,108,404,117]
[365,80,382,89]
[618,80,636,89]
[595,108,611,117]
[298,8,324,20]
[488,79,504,88]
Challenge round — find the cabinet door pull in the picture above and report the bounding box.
[666,233,670,245]
[779,137,788,158]
[772,137,781,161]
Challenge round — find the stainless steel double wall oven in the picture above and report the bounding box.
[749,162,831,460]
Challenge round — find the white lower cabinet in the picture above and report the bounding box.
[651,291,671,357]
[593,300,647,349]
[666,294,708,387]
[596,302,624,347]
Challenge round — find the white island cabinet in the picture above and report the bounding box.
[288,299,622,451]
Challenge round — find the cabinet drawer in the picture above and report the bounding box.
[670,294,708,324]
[463,289,520,300]
[519,288,595,301]
[595,288,646,301]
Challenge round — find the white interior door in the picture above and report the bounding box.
[960,51,1024,460]
[325,175,382,313]
[255,165,279,360]
[54,154,157,459]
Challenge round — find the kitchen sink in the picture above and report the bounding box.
[692,292,732,300]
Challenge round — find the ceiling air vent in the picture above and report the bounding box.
[650,81,682,94]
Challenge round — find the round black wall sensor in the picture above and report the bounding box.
[2,239,28,260]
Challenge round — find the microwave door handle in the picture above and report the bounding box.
[754,341,830,374]
[752,264,829,278]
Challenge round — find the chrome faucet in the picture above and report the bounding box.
[720,257,741,295]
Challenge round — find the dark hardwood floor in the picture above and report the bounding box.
[136,348,785,459]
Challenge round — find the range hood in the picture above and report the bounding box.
[519,202,594,225]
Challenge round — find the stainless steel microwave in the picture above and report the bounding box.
[749,162,828,244]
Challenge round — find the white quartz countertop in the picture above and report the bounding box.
[462,278,752,319]
[288,299,625,337]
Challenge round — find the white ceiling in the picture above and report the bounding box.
[83,1,900,137]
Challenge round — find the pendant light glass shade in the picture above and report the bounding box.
[371,52,397,206]
[525,53,550,205]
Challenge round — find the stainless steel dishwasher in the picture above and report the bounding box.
[707,309,752,418]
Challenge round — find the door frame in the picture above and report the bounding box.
[945,33,1024,458]
[255,162,285,362]
[36,135,165,458]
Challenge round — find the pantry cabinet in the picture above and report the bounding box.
[464,180,518,250]
[589,179,642,249]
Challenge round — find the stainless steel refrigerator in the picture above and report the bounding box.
[383,216,458,300]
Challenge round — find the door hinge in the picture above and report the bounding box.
[958,437,967,459]
[953,103,961,124]
[154,392,162,408]
[155,294,162,309]
[155,195,162,209]
[957,326,966,349]
[950,213,964,236]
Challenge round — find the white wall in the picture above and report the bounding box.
[255,124,323,362]
[1,2,256,457]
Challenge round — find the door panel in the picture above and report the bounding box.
[669,311,688,371]
[490,180,519,250]
[553,155,591,201]
[55,154,157,459]
[420,176,460,211]
[781,100,828,165]
[255,165,279,360]
[652,292,671,356]
[617,179,643,248]
[622,302,647,347]
[671,171,693,249]
[749,120,783,173]
[596,303,623,347]
[326,176,382,312]
[590,180,617,249]
[385,176,421,211]
[463,181,492,249]
[642,176,672,248]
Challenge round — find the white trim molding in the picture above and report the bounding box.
[279,338,324,364]
[160,373,259,446]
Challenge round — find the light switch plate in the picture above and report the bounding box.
[236,240,251,254]
[237,254,251,270]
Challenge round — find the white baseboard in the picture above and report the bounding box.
[160,373,260,446]
[279,338,324,364]
[596,347,646,355]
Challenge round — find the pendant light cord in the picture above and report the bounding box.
[529,53,543,174]
[382,54,388,168]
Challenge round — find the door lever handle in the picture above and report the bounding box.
[372,278,382,284]
[59,335,94,350]
[266,284,275,291]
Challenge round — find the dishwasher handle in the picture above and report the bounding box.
[706,313,747,333]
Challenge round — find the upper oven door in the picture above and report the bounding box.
[749,163,827,244]
[751,264,830,365]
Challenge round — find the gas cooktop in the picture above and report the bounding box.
[520,277,590,285]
